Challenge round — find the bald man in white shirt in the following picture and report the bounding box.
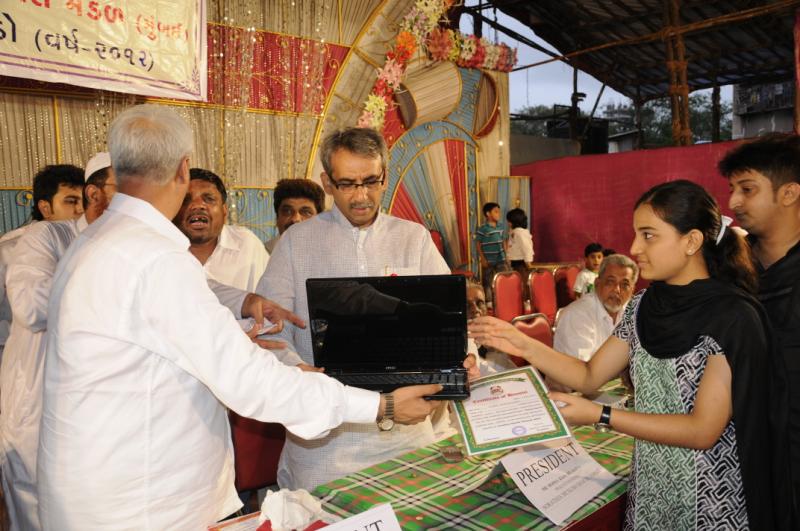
[37,106,439,531]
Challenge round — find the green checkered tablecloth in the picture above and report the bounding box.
[313,425,633,530]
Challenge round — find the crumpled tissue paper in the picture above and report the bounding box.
[257,489,340,531]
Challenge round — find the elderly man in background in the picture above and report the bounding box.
[36,106,440,531]
[175,168,269,292]
[265,178,326,254]
[554,254,638,361]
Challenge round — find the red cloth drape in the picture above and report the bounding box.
[207,25,348,113]
[514,141,742,262]
[389,182,425,226]
[444,140,468,261]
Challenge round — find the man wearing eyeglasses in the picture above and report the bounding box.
[554,254,638,362]
[256,127,475,491]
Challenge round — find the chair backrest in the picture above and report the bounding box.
[555,265,581,308]
[492,270,524,322]
[229,413,286,492]
[512,313,553,348]
[528,269,557,325]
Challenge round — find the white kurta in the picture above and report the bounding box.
[0,224,35,361]
[203,224,270,292]
[37,194,379,531]
[553,291,623,361]
[1,218,82,531]
[256,205,450,490]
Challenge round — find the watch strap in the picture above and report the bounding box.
[382,393,395,421]
[598,405,612,425]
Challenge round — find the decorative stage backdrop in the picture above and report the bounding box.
[0,0,512,272]
[512,140,742,263]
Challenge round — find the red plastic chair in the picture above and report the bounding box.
[492,270,524,322]
[512,313,554,348]
[528,269,557,325]
[555,265,581,308]
[230,413,285,493]
[504,313,553,367]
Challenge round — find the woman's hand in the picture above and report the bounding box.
[468,316,536,360]
[548,391,602,426]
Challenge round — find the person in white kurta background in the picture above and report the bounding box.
[257,127,477,491]
[0,163,87,531]
[36,106,440,531]
[174,168,268,292]
[0,165,85,367]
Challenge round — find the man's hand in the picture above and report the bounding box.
[378,385,442,425]
[241,293,306,332]
[297,363,324,373]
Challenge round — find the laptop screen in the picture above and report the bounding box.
[306,275,467,371]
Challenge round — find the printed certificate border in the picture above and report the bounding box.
[454,366,571,455]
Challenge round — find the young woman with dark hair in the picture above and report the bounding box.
[470,180,794,530]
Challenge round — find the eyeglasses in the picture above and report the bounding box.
[328,171,385,194]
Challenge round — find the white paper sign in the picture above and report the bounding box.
[501,439,617,525]
[322,504,401,531]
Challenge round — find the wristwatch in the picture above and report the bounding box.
[377,393,395,431]
[594,405,612,433]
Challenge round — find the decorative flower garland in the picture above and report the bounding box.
[357,0,518,130]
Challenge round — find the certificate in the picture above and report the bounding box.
[453,366,570,455]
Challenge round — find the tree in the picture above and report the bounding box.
[601,94,732,146]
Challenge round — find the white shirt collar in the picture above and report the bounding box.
[330,203,385,232]
[215,224,238,251]
[106,193,189,249]
[587,290,626,326]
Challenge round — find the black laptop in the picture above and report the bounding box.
[306,274,470,400]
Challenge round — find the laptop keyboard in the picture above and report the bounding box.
[332,371,469,399]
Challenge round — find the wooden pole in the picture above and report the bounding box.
[570,67,579,141]
[664,0,692,145]
[635,95,644,150]
[712,83,721,142]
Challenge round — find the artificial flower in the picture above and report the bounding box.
[378,58,405,89]
[394,30,418,63]
[482,39,501,69]
[364,92,387,116]
[401,7,430,40]
[426,27,452,61]
[357,111,375,128]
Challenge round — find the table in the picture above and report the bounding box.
[312,426,633,530]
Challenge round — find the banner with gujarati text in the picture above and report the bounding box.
[0,0,206,101]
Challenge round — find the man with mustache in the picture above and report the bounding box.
[256,127,477,491]
[265,178,325,254]
[175,168,269,292]
[721,134,800,511]
[554,254,638,362]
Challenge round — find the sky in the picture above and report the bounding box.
[458,2,733,115]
